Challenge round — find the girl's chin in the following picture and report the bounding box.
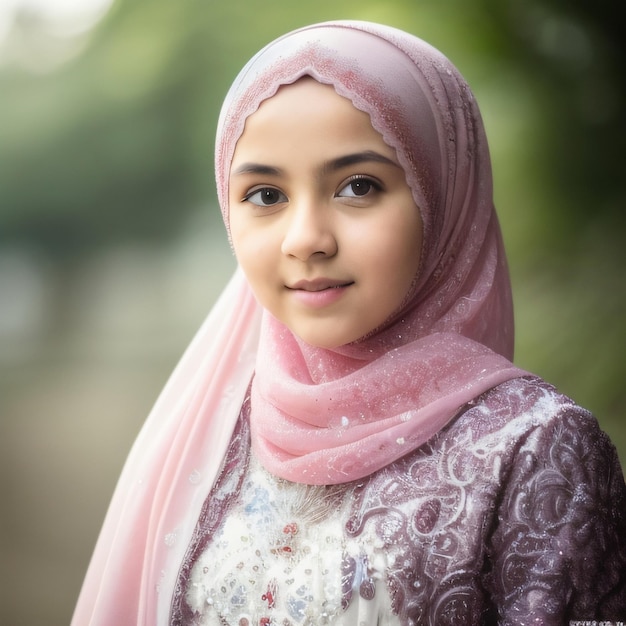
[287,325,366,350]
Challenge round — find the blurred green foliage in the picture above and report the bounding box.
[0,0,624,445]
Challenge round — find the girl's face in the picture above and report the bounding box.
[229,78,423,349]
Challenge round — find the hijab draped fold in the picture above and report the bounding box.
[72,21,525,625]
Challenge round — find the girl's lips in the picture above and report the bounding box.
[288,278,354,292]
[287,279,354,308]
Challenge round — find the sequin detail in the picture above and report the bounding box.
[183,454,377,624]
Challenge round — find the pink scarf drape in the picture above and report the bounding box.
[72,21,525,625]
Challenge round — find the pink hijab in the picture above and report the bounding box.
[216,21,525,484]
[72,21,525,625]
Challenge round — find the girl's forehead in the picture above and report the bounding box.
[231,78,399,167]
[243,78,367,129]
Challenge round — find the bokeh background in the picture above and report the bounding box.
[1,0,623,623]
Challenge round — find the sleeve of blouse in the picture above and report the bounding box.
[486,404,626,624]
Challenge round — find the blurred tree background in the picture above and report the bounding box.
[0,0,623,623]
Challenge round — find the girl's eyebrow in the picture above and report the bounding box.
[322,150,400,174]
[231,151,400,178]
[231,163,284,176]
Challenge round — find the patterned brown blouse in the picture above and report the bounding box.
[171,377,626,625]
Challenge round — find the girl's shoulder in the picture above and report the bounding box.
[471,374,589,422]
[426,374,625,503]
[448,374,607,453]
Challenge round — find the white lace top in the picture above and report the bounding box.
[185,455,398,626]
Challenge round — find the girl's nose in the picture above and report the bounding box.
[280,198,338,261]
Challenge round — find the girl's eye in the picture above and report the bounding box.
[336,177,381,198]
[244,187,287,206]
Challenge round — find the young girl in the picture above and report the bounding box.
[72,21,626,625]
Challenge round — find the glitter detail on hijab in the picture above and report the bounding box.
[216,21,526,484]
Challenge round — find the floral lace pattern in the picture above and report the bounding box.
[171,377,626,625]
[182,459,376,625]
